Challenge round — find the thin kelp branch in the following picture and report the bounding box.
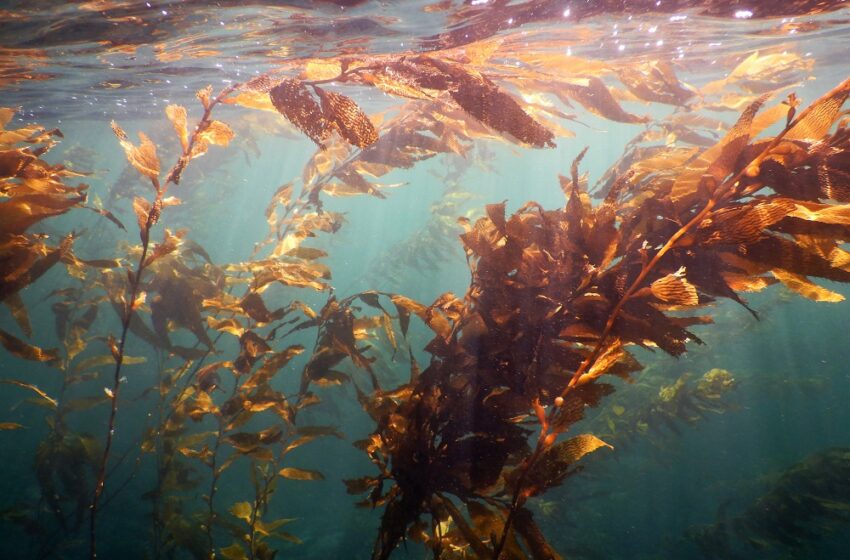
[89,84,238,559]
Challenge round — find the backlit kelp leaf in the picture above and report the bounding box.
[771,270,844,302]
[0,328,60,365]
[198,120,234,147]
[86,206,126,230]
[649,270,699,306]
[144,228,185,267]
[254,516,297,537]
[133,196,151,234]
[670,95,776,206]
[302,58,343,81]
[278,467,324,481]
[240,292,284,324]
[559,77,649,124]
[196,85,213,110]
[269,79,333,148]
[165,104,189,151]
[4,293,31,338]
[784,77,850,141]
[206,316,245,337]
[226,426,283,453]
[229,501,253,523]
[616,61,695,106]
[576,340,639,386]
[315,86,378,148]
[111,121,160,180]
[250,260,331,292]
[390,294,427,337]
[242,345,305,391]
[74,354,145,373]
[706,93,770,183]
[449,70,556,148]
[359,69,436,101]
[520,434,613,495]
[0,148,36,178]
[0,422,23,430]
[2,380,57,408]
[219,543,249,560]
[0,193,87,235]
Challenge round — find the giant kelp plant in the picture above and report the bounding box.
[3,17,850,560]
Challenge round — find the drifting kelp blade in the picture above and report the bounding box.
[111,122,160,180]
[518,435,613,495]
[269,79,332,148]
[278,467,324,481]
[165,104,189,151]
[785,77,850,140]
[0,329,60,365]
[315,87,378,148]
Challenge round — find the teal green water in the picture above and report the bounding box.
[3,2,850,559]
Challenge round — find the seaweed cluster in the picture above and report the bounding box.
[333,79,850,559]
[689,447,850,558]
[2,30,850,560]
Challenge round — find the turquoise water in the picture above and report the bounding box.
[3,2,850,559]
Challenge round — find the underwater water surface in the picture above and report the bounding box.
[3,1,850,559]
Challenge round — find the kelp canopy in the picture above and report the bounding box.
[3,2,850,560]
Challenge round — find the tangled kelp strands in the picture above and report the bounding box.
[688,447,850,558]
[3,9,850,559]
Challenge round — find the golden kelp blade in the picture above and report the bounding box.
[0,328,60,365]
[278,467,324,481]
[165,104,189,151]
[111,121,160,181]
[650,273,700,306]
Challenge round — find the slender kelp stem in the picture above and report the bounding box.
[89,202,156,558]
[88,83,239,559]
[205,380,239,559]
[491,79,850,558]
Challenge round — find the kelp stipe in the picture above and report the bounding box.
[88,84,237,558]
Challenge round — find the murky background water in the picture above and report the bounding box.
[2,2,850,559]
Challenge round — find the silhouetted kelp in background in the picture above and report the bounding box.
[688,447,850,558]
[3,18,850,560]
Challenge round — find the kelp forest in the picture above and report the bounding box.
[2,1,850,559]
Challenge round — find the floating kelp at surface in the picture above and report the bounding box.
[688,447,850,559]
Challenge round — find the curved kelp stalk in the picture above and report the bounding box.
[324,77,850,560]
[88,84,238,559]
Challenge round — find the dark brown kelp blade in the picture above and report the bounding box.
[376,56,556,148]
[450,71,556,148]
[316,87,379,148]
[269,79,334,148]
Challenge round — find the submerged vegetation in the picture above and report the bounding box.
[689,447,850,558]
[3,4,850,559]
